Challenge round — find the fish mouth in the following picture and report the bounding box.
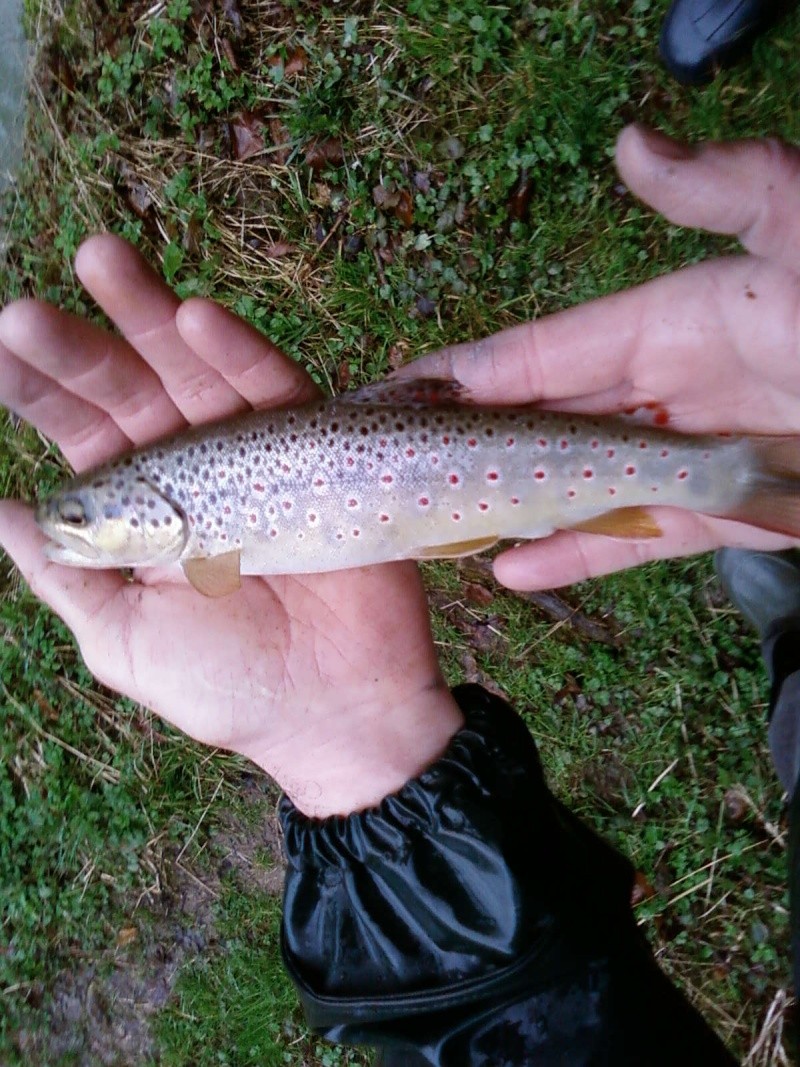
[40,536,106,567]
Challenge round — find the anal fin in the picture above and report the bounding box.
[413,535,499,560]
[567,507,662,539]
[183,550,242,597]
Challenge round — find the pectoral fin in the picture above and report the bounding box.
[183,551,242,597]
[413,535,499,559]
[567,507,662,539]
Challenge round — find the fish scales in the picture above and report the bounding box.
[36,392,761,580]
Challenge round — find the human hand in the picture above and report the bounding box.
[409,124,800,590]
[0,236,462,817]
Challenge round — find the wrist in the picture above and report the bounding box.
[246,677,465,818]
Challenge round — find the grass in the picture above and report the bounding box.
[2,0,800,1061]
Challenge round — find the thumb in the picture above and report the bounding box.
[616,124,800,274]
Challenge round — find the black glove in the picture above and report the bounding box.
[279,684,738,1066]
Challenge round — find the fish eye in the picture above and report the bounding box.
[57,498,88,527]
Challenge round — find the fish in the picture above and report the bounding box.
[34,378,800,597]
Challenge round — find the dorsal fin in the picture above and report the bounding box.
[339,377,467,408]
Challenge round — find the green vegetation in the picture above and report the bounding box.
[3,0,800,1061]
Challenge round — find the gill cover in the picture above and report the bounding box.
[36,475,188,567]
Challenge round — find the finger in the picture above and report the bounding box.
[0,299,184,451]
[397,288,645,405]
[75,235,248,422]
[492,510,796,591]
[0,341,130,470]
[0,500,128,636]
[176,299,320,408]
[616,124,800,275]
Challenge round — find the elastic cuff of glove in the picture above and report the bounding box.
[279,685,636,1026]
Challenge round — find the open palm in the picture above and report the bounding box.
[411,126,800,588]
[0,236,449,815]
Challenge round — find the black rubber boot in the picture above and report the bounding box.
[659,0,789,84]
[279,685,737,1065]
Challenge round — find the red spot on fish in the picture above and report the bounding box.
[506,437,515,447]
[283,501,293,510]
[431,456,439,465]
[442,435,450,445]
[308,512,317,522]
[478,502,489,511]
[538,438,548,448]
[660,449,670,458]
[607,448,616,458]
[253,482,265,492]
[224,506,231,515]
[567,489,577,499]
[511,496,520,505]
[591,439,599,449]
[653,407,669,427]
[449,473,460,485]
[419,496,430,507]
[193,489,200,498]
[382,474,394,484]
[560,440,569,450]
[347,457,355,467]
[353,529,361,537]
[534,470,546,481]
[608,487,617,496]
[380,514,390,523]
[638,441,648,449]
[583,469,594,479]
[348,498,358,508]
[249,513,257,523]
[380,438,388,448]
[677,470,688,480]
[486,471,499,481]
[406,447,416,457]
[452,512,462,521]
[270,528,277,538]
[467,438,477,448]
[625,465,636,476]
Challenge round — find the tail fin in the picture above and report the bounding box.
[725,437,800,537]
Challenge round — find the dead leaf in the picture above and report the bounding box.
[117,161,154,218]
[372,183,400,210]
[116,926,138,949]
[268,118,291,165]
[231,111,265,161]
[222,0,243,33]
[305,138,344,171]
[183,217,202,255]
[507,168,533,222]
[394,188,414,227]
[220,38,239,71]
[263,241,295,259]
[387,343,407,370]
[337,360,352,390]
[284,46,308,76]
[462,581,494,607]
[630,870,656,907]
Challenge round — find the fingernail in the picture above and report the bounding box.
[635,124,694,162]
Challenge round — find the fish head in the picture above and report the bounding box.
[36,472,188,567]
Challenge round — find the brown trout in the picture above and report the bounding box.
[35,378,800,597]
